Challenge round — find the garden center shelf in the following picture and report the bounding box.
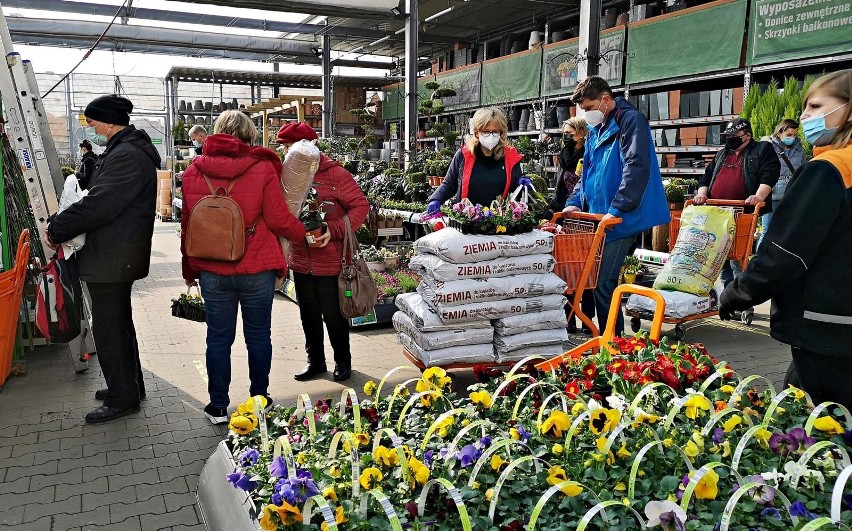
[648,114,738,128]
[656,145,723,153]
[659,167,705,175]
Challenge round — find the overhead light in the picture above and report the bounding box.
[394,27,406,35]
[391,7,403,16]
[424,6,454,22]
[369,36,390,47]
[351,46,364,53]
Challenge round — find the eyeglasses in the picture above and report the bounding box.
[479,131,501,137]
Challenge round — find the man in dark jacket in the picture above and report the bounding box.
[47,95,159,424]
[76,139,98,189]
[694,118,779,286]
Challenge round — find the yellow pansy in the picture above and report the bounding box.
[720,385,736,394]
[684,440,700,459]
[572,402,586,416]
[753,427,772,449]
[547,466,583,496]
[320,506,348,531]
[510,428,521,440]
[472,481,480,490]
[296,452,307,465]
[684,395,711,420]
[723,414,742,433]
[485,488,494,501]
[788,385,806,401]
[615,482,627,492]
[594,436,615,465]
[691,432,705,452]
[692,469,719,500]
[462,419,471,427]
[415,379,441,407]
[470,390,493,409]
[359,467,383,490]
[228,412,258,435]
[813,416,845,435]
[373,446,399,467]
[434,415,455,438]
[329,465,342,478]
[259,504,277,531]
[720,440,731,458]
[632,413,661,428]
[496,225,507,234]
[552,443,564,455]
[408,457,430,486]
[491,453,509,471]
[589,408,621,435]
[422,367,452,389]
[394,384,410,397]
[322,486,338,502]
[363,380,378,397]
[540,410,572,438]
[663,438,674,448]
[617,442,631,459]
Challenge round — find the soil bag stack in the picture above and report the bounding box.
[400,228,568,366]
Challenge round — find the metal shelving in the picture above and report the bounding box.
[648,115,738,128]
[655,145,722,153]
[659,167,705,175]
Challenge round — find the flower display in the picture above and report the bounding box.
[446,197,538,235]
[219,333,852,530]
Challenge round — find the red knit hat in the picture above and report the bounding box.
[276,122,318,144]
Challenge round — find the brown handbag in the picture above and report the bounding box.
[338,216,378,318]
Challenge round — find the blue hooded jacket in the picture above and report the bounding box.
[566,97,669,240]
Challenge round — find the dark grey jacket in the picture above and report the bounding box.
[49,126,160,282]
[76,151,98,190]
[699,139,781,213]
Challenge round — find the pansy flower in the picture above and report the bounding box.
[540,410,571,438]
[589,408,620,435]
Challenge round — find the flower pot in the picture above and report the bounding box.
[669,202,684,212]
[376,220,387,230]
[366,261,385,272]
[393,218,404,228]
[518,109,530,131]
[428,175,444,187]
[623,273,637,284]
[305,225,326,248]
[383,256,400,269]
[529,111,539,130]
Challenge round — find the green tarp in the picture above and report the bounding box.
[748,0,852,65]
[542,29,625,97]
[382,84,405,120]
[625,0,747,84]
[481,49,542,105]
[434,65,482,110]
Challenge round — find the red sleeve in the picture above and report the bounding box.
[181,169,199,281]
[327,168,369,240]
[261,164,306,241]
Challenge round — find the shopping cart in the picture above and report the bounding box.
[626,199,763,340]
[0,230,31,387]
[400,212,619,372]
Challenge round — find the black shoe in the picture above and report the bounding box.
[204,404,229,425]
[294,364,327,382]
[333,365,351,382]
[85,404,140,424]
[95,388,146,401]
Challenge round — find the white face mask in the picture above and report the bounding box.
[584,99,608,128]
[478,132,500,150]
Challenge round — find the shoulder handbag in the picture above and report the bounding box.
[338,216,378,319]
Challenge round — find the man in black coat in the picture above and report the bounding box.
[693,118,779,286]
[47,95,160,424]
[76,139,98,190]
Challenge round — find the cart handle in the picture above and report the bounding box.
[686,199,765,212]
[549,211,622,230]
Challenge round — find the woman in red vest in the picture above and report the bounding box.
[426,107,525,212]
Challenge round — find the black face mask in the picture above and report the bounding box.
[562,137,576,151]
[726,135,745,150]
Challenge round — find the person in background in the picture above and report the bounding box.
[758,119,807,250]
[189,124,207,156]
[76,139,98,190]
[181,111,307,425]
[693,118,779,286]
[276,122,370,383]
[427,107,526,213]
[563,76,669,336]
[720,69,852,408]
[47,95,158,424]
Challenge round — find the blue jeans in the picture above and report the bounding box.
[720,260,742,288]
[199,270,276,408]
[757,201,778,252]
[594,235,636,337]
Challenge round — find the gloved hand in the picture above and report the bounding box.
[519,177,533,189]
[427,200,442,215]
[718,305,733,321]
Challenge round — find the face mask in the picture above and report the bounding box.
[85,127,108,147]
[781,137,796,146]
[801,103,847,146]
[562,137,576,150]
[478,132,500,150]
[192,140,202,148]
[584,99,607,128]
[726,135,745,150]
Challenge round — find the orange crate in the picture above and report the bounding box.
[0,230,30,386]
[551,217,605,293]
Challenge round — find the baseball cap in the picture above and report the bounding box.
[722,117,752,135]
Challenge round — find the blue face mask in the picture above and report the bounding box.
[781,137,796,146]
[801,103,847,146]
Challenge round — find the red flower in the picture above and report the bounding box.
[433,221,445,231]
[582,362,598,380]
[564,380,582,399]
[607,360,627,374]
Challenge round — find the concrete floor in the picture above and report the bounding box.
[0,220,792,530]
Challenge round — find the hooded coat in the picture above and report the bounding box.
[49,125,160,283]
[180,134,305,280]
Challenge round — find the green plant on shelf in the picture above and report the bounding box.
[664,183,686,205]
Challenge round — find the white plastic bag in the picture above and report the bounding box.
[432,294,567,324]
[398,332,495,367]
[58,176,88,256]
[418,273,567,307]
[409,253,555,281]
[280,140,320,259]
[392,312,493,351]
[492,309,568,336]
[626,290,713,318]
[413,229,553,264]
[395,293,492,332]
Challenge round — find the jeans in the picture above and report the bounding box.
[720,260,743,288]
[758,211,772,253]
[199,270,276,409]
[293,272,351,368]
[87,281,144,410]
[594,235,636,337]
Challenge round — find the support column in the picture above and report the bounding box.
[403,0,419,159]
[65,75,75,163]
[321,31,332,138]
[578,0,602,81]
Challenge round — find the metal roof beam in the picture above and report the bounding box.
[179,0,398,20]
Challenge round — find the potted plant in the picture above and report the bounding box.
[381,247,401,270]
[300,187,333,247]
[393,213,404,228]
[621,255,642,284]
[665,183,686,211]
[375,213,387,230]
[361,246,385,271]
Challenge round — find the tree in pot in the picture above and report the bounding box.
[300,187,333,247]
[665,183,686,211]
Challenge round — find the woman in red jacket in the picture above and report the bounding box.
[277,123,370,382]
[181,111,306,425]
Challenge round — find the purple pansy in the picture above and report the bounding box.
[712,427,725,444]
[226,470,258,492]
[769,433,797,456]
[516,424,531,442]
[424,450,434,468]
[478,436,492,449]
[458,444,480,468]
[269,455,288,478]
[789,501,819,520]
[239,448,259,467]
[761,507,781,519]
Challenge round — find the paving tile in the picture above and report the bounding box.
[51,506,110,531]
[81,439,130,458]
[80,515,142,531]
[5,459,55,481]
[140,504,200,530]
[164,491,198,513]
[108,467,160,491]
[132,452,180,474]
[10,439,60,457]
[109,494,166,523]
[3,516,52,531]
[136,476,189,502]
[82,460,133,483]
[56,451,106,474]
[0,505,24,526]
[31,468,83,491]
[55,476,109,503]
[106,446,156,466]
[0,485,55,510]
[81,484,136,511]
[23,494,81,523]
[127,431,174,450]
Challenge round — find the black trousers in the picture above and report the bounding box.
[791,347,852,410]
[87,281,144,409]
[292,272,351,368]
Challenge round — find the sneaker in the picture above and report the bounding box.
[204,404,229,425]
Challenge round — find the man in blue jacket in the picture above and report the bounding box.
[564,76,669,335]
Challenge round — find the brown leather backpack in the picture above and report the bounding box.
[185,174,255,262]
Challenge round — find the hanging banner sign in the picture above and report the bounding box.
[748,0,852,65]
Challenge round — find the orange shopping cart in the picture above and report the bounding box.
[626,199,763,340]
[0,229,31,387]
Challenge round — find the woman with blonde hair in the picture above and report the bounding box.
[180,110,307,424]
[426,107,525,211]
[720,69,852,408]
